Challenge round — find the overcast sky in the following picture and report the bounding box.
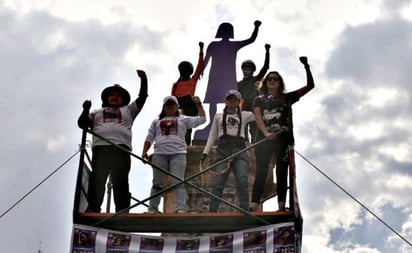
[0,0,411,252]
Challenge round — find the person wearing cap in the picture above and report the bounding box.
[142,95,205,213]
[200,90,255,212]
[77,70,148,213]
[250,57,315,212]
[238,43,270,143]
[171,41,204,145]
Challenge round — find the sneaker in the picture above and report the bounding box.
[146,207,159,214]
[176,209,186,213]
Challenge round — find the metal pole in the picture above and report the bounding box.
[73,129,87,219]
[105,176,113,213]
[288,146,296,215]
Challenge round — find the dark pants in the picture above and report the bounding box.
[87,145,131,212]
[252,135,288,204]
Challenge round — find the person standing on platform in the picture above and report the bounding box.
[171,42,204,145]
[77,70,148,213]
[250,57,314,212]
[201,90,255,212]
[238,43,270,142]
[142,95,206,213]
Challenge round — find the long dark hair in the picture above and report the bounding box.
[221,105,242,137]
[158,106,180,119]
[259,71,285,95]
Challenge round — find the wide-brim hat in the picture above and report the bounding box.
[101,84,131,107]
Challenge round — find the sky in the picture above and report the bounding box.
[0,0,411,252]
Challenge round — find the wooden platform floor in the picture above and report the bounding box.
[74,211,294,233]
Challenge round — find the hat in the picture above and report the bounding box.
[101,84,131,107]
[225,90,242,100]
[163,96,179,106]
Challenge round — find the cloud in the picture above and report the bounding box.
[0,6,165,252]
[294,14,412,253]
[326,18,412,90]
[1,1,412,252]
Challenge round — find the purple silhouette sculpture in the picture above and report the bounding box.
[194,20,262,141]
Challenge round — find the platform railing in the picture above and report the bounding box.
[73,128,301,231]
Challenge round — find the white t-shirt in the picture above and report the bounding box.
[203,111,255,154]
[90,102,139,149]
[145,115,206,155]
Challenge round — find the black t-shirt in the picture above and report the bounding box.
[238,76,260,111]
[253,91,299,142]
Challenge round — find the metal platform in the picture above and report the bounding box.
[74,211,294,233]
[73,130,302,237]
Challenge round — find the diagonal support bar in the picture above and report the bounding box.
[86,129,283,227]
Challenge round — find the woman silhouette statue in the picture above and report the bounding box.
[194,20,262,141]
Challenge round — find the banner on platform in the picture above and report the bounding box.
[71,222,301,253]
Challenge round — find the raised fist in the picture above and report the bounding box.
[136,69,146,78]
[199,41,204,49]
[83,100,92,110]
[299,56,309,66]
[254,20,262,27]
[265,44,271,51]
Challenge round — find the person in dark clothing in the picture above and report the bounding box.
[238,43,270,142]
[250,57,314,212]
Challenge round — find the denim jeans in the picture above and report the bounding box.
[209,148,250,212]
[149,153,187,212]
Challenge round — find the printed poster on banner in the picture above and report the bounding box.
[71,227,97,253]
[71,222,301,253]
[106,232,131,253]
